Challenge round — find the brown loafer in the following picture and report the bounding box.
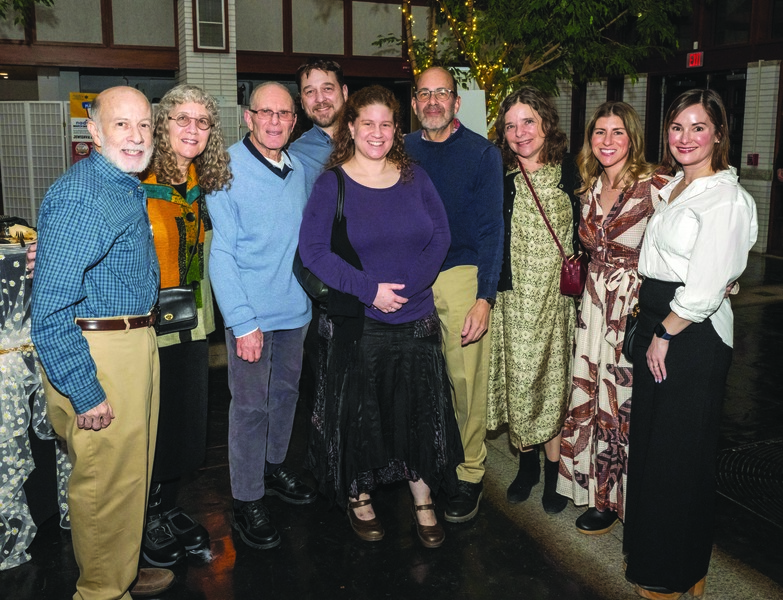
[412,503,445,548]
[347,498,384,542]
[130,568,175,597]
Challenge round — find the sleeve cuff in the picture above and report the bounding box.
[476,279,499,300]
[236,327,260,338]
[69,378,107,415]
[669,296,719,325]
[232,320,259,338]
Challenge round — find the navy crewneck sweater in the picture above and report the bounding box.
[405,125,504,299]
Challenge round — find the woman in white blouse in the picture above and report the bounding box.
[622,89,757,600]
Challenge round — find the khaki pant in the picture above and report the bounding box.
[432,265,490,483]
[45,325,159,600]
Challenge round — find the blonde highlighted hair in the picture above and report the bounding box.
[576,101,656,195]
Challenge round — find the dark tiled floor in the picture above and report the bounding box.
[3,254,783,600]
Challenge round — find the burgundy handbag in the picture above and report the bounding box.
[520,166,587,297]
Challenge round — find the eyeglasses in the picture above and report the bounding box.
[248,108,295,122]
[168,114,212,130]
[414,88,455,102]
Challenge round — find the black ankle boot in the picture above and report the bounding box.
[507,448,540,504]
[542,458,568,514]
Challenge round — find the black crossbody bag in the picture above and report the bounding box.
[155,199,201,336]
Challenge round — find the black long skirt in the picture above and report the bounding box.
[623,279,733,592]
[152,340,209,481]
[307,311,463,507]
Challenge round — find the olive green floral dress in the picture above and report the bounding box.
[487,164,576,448]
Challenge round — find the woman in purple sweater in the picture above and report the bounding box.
[299,85,462,548]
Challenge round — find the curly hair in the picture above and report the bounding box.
[148,84,231,194]
[576,101,657,195]
[495,87,568,170]
[325,85,413,181]
[661,88,730,173]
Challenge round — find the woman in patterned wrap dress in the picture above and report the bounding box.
[557,102,667,535]
[487,88,580,514]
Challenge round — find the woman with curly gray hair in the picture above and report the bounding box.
[140,84,231,567]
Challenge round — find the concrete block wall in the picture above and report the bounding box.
[739,60,779,254]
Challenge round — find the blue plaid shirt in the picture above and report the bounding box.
[31,151,160,414]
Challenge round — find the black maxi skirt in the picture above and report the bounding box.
[623,279,733,592]
[307,311,463,507]
[152,340,209,481]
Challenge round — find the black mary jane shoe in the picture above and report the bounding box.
[575,507,618,535]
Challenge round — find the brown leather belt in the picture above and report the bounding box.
[76,314,156,332]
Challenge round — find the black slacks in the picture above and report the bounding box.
[624,279,732,592]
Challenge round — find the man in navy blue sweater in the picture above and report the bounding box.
[404,67,504,523]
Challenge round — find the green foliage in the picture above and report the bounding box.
[379,0,690,124]
[0,0,54,26]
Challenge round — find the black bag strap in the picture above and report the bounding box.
[182,194,203,286]
[330,167,345,223]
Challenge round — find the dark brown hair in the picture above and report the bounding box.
[661,88,730,173]
[296,57,345,92]
[495,87,568,170]
[325,85,413,181]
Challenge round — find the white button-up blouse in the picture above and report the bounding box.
[638,167,758,347]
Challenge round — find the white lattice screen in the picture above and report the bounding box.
[0,101,248,226]
[218,104,246,146]
[0,102,68,226]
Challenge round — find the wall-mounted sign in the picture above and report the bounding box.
[687,52,704,68]
[69,92,97,164]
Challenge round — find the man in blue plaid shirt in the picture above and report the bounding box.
[31,86,172,599]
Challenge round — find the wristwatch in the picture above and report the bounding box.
[654,322,674,340]
[482,297,496,309]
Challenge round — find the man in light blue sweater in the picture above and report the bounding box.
[207,82,316,551]
[288,57,348,194]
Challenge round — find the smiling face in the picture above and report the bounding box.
[168,101,211,173]
[348,103,395,163]
[503,102,546,166]
[244,84,296,161]
[591,115,630,175]
[411,67,460,140]
[299,69,347,133]
[88,87,153,174]
[667,103,719,175]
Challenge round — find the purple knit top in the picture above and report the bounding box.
[298,164,450,324]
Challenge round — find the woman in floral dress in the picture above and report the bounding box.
[487,88,580,514]
[558,101,667,534]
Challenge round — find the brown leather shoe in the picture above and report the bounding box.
[346,498,384,542]
[412,503,445,548]
[130,568,175,597]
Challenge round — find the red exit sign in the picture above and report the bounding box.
[687,52,704,68]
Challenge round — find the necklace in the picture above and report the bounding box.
[601,173,623,192]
